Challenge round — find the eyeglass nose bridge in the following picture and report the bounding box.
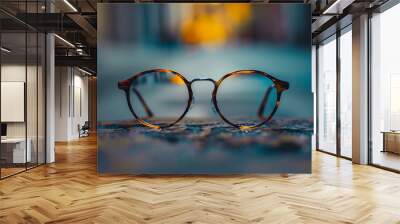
[189,78,217,87]
[187,78,219,112]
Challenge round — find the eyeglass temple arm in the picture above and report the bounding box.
[119,80,154,117]
[257,85,274,120]
[131,87,154,117]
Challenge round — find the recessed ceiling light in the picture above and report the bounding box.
[1,47,11,53]
[322,0,354,15]
[63,0,78,12]
[54,34,75,48]
[78,67,93,76]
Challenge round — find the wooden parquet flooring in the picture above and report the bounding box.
[1,135,400,224]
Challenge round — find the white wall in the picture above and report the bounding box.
[55,67,89,141]
[1,82,25,122]
[55,67,69,141]
[1,65,26,139]
[1,65,41,138]
[70,72,89,139]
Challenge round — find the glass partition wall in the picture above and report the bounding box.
[0,2,46,179]
[0,30,27,177]
[370,3,400,171]
[316,26,352,159]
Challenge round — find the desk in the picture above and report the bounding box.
[382,131,400,154]
[1,138,31,163]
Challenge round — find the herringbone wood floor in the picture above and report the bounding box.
[1,135,400,224]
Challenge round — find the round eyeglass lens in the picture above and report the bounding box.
[129,70,190,127]
[216,71,278,127]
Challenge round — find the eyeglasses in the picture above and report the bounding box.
[118,69,289,130]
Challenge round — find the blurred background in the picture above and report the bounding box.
[98,3,312,123]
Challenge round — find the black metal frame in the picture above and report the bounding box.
[336,28,341,158]
[367,11,373,167]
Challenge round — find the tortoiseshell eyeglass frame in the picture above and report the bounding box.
[118,69,289,131]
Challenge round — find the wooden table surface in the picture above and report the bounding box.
[97,118,313,174]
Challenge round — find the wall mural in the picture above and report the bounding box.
[97,3,313,174]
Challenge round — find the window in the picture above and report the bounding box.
[316,26,353,159]
[370,3,400,171]
[339,28,352,158]
[317,36,337,154]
